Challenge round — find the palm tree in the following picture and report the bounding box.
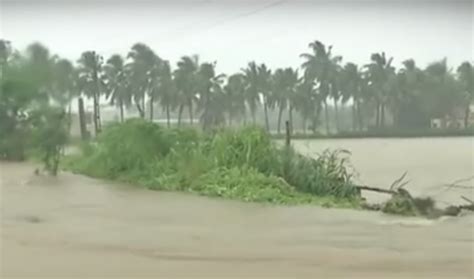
[457,62,473,128]
[272,68,298,134]
[77,51,103,135]
[340,62,365,130]
[301,40,342,134]
[105,54,129,122]
[196,62,226,130]
[175,55,199,126]
[0,40,12,78]
[294,74,320,134]
[25,42,56,95]
[127,43,160,119]
[257,63,272,131]
[224,73,246,126]
[365,52,396,128]
[242,61,260,125]
[157,61,176,128]
[422,59,462,123]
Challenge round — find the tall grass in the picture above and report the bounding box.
[64,119,361,207]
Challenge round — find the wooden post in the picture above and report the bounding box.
[285,120,291,147]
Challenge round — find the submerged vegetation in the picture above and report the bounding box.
[64,119,360,207]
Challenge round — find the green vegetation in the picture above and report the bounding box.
[64,120,360,207]
[271,127,474,140]
[2,39,473,141]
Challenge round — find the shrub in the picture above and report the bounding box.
[77,119,172,178]
[65,122,361,207]
[205,126,279,174]
[279,147,359,199]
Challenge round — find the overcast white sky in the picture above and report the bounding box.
[1,0,473,73]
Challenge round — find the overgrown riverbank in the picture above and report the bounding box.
[270,128,474,140]
[63,119,361,208]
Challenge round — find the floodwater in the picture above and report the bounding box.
[1,138,474,278]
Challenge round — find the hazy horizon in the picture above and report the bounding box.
[1,0,473,73]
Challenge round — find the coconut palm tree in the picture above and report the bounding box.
[196,62,226,130]
[340,62,366,130]
[242,61,260,124]
[175,55,199,126]
[127,43,160,119]
[224,73,246,126]
[364,52,396,128]
[256,63,272,131]
[272,68,299,134]
[157,61,176,128]
[104,54,130,122]
[301,40,342,134]
[457,61,473,128]
[0,40,12,78]
[77,50,103,135]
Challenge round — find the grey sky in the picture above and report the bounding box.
[1,0,473,73]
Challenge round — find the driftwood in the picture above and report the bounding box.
[356,172,474,218]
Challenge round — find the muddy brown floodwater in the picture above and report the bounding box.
[1,138,474,278]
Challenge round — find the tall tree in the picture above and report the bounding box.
[257,63,272,131]
[77,51,103,135]
[242,62,260,124]
[224,73,246,126]
[105,54,129,122]
[175,55,199,126]
[365,52,396,128]
[301,40,342,134]
[197,62,226,130]
[272,68,299,134]
[457,61,473,128]
[157,61,176,128]
[340,62,364,130]
[127,43,160,119]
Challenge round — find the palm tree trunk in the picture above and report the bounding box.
[93,93,99,136]
[251,108,256,124]
[464,103,470,129]
[119,99,124,123]
[135,100,144,118]
[380,103,385,128]
[352,103,357,131]
[324,101,330,134]
[149,95,154,121]
[289,104,293,134]
[177,104,184,127]
[334,98,340,132]
[302,116,307,134]
[375,101,380,128]
[263,101,270,131]
[277,107,284,134]
[166,104,171,128]
[357,100,364,130]
[188,101,193,125]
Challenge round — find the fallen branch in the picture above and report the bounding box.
[461,195,474,204]
[356,185,396,195]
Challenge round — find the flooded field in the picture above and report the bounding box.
[1,138,474,278]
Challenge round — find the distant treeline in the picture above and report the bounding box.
[1,39,473,137]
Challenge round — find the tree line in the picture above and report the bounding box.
[1,39,473,137]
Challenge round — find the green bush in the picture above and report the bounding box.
[205,126,279,174]
[65,121,361,207]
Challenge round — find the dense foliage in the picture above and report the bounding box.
[64,120,360,206]
[0,41,69,171]
[1,39,472,140]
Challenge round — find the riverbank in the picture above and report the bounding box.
[271,128,474,140]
